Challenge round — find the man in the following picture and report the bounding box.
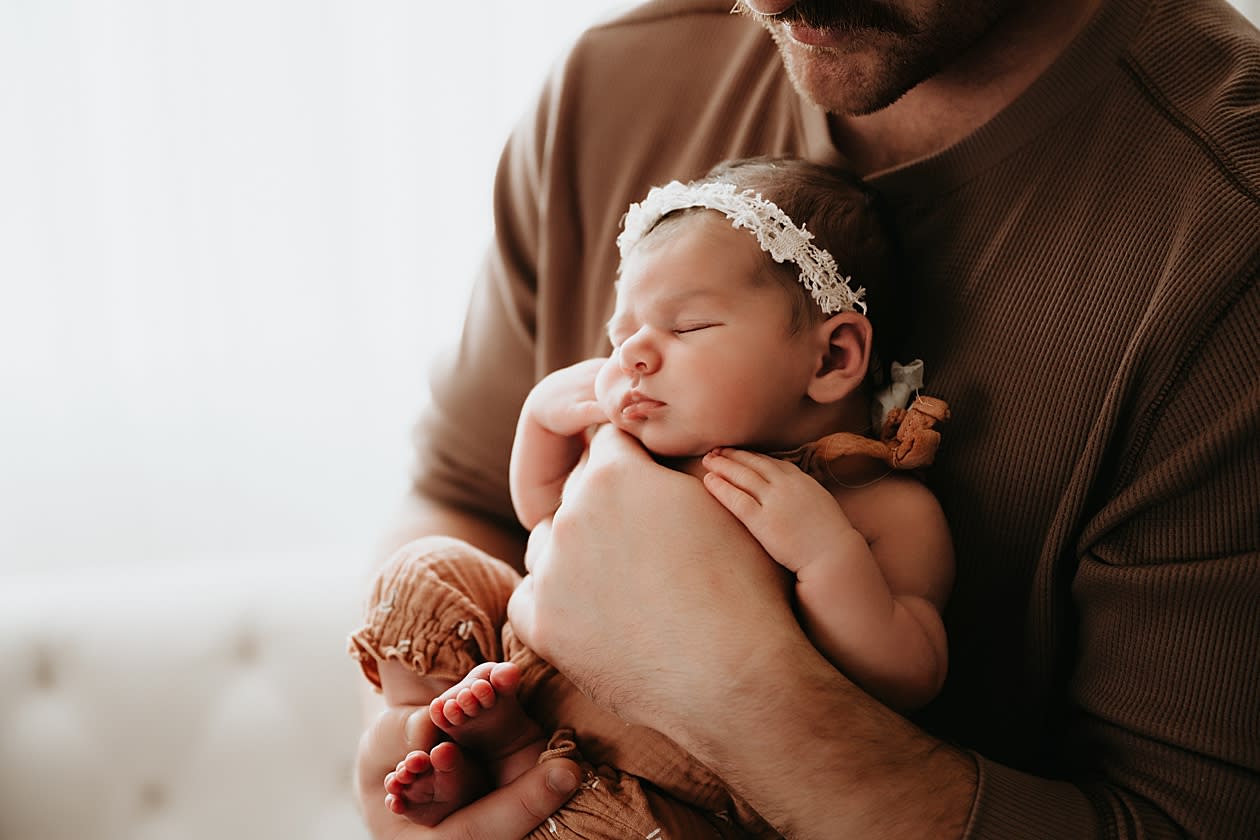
[356,1,1260,837]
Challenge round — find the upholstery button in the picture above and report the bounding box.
[235,632,259,663]
[32,647,55,690]
[138,780,166,811]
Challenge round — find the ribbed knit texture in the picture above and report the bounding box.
[413,1,1260,836]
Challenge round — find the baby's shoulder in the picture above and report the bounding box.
[830,469,937,506]
[833,472,947,539]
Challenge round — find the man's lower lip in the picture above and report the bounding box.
[784,22,855,48]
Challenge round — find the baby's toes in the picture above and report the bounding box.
[401,750,432,775]
[454,686,486,718]
[439,697,469,726]
[385,771,402,796]
[386,750,432,794]
[487,661,522,696]
[386,766,413,791]
[468,678,498,709]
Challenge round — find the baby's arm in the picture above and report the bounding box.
[509,358,609,529]
[702,448,953,712]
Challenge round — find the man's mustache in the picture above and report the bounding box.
[743,0,919,37]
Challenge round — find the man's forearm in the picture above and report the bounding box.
[678,636,976,840]
[375,491,528,572]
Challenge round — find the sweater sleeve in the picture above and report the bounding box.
[965,277,1260,839]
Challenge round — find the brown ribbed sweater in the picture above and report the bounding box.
[412,0,1260,836]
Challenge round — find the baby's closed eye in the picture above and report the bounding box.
[673,322,719,335]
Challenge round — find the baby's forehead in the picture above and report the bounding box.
[630,208,750,253]
[619,215,764,280]
[609,278,737,315]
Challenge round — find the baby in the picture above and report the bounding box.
[350,157,954,838]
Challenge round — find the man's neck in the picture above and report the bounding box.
[830,0,1105,174]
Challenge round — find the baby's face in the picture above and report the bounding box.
[596,214,820,457]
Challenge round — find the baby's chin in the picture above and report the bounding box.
[604,413,722,458]
[634,432,715,461]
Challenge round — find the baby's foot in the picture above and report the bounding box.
[383,740,486,826]
[428,661,547,784]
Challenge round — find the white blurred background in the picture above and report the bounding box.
[1,1,632,580]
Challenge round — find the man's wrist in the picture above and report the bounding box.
[674,633,976,840]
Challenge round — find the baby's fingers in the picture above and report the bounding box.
[569,399,608,427]
[713,446,796,474]
[702,470,763,524]
[702,448,775,494]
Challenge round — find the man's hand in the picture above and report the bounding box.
[355,704,580,840]
[506,426,976,839]
[509,425,797,728]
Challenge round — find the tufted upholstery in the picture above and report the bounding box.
[0,562,372,840]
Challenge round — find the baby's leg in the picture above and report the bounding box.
[347,538,542,822]
[376,660,489,825]
[429,660,548,787]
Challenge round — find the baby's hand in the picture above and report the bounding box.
[523,358,609,438]
[702,447,856,574]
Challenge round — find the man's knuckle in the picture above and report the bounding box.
[581,457,624,488]
[518,788,550,822]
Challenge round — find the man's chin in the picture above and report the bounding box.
[768,27,927,116]
[786,51,917,115]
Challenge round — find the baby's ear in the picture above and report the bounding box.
[806,312,872,404]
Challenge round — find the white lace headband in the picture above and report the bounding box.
[616,180,866,315]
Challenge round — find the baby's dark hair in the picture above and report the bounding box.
[648,157,904,371]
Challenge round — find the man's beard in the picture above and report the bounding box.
[736,0,1008,117]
